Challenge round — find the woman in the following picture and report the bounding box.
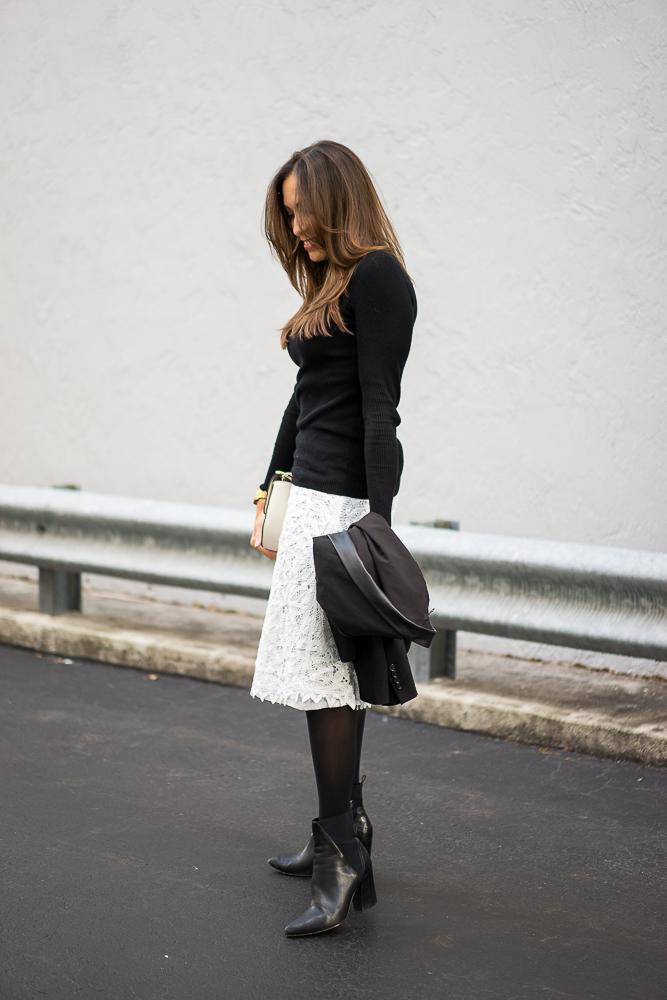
[250,140,416,936]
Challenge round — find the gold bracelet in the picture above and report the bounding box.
[253,489,267,505]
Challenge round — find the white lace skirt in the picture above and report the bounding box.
[250,484,371,711]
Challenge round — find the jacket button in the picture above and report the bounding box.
[389,664,401,688]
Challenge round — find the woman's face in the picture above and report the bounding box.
[282,172,327,262]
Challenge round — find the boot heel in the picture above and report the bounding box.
[353,866,377,911]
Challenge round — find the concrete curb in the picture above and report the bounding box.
[1,605,666,767]
[0,608,256,688]
[376,686,667,768]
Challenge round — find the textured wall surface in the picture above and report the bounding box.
[1,0,666,550]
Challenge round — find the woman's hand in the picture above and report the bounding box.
[251,499,277,561]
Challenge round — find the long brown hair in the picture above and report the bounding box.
[264,140,407,348]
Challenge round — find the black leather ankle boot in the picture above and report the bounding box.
[268,833,315,876]
[268,784,373,877]
[352,775,373,856]
[284,817,377,937]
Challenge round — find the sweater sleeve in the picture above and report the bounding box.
[260,391,300,491]
[352,253,416,525]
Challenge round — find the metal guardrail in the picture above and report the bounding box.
[1,485,666,681]
[0,484,272,601]
[398,523,667,671]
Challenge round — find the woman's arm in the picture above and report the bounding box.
[353,253,416,526]
[251,391,299,560]
[251,498,276,561]
[260,392,299,490]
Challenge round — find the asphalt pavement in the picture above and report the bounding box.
[1,644,665,1000]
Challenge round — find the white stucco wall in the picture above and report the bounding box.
[1,0,666,551]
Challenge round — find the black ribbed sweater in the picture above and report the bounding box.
[261,250,416,525]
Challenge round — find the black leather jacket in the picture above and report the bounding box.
[313,512,435,706]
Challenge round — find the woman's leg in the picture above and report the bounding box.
[305,706,368,813]
[306,706,357,818]
[351,708,373,851]
[283,705,377,936]
[306,706,364,875]
[268,706,369,877]
[354,709,366,786]
[305,706,366,812]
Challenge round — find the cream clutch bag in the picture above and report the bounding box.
[261,471,292,551]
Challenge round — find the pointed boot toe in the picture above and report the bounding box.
[268,833,315,876]
[284,900,342,937]
[284,820,376,937]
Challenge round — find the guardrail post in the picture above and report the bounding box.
[39,568,81,615]
[407,519,459,682]
[408,629,457,683]
[430,520,458,680]
[429,628,457,680]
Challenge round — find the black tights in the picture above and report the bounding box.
[306,707,366,819]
